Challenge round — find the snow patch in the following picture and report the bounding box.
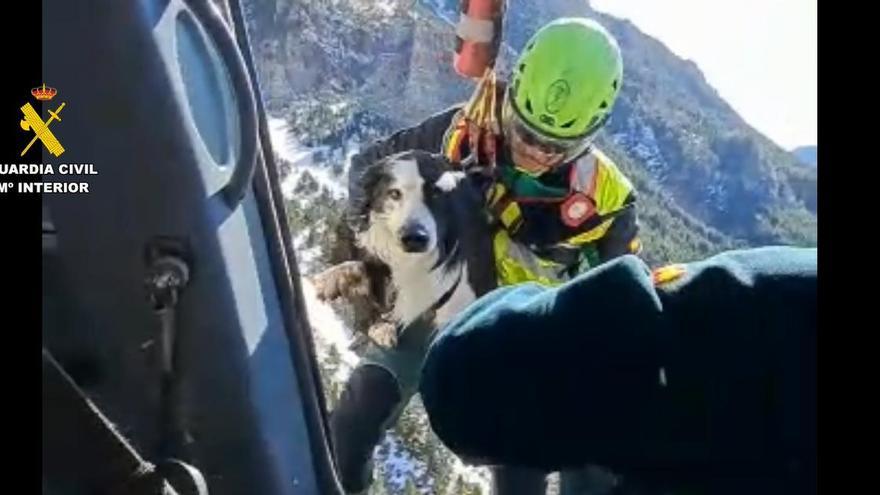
[418,0,458,26]
[381,435,430,492]
[613,115,669,183]
[376,0,396,16]
[299,277,360,371]
[705,179,729,213]
[269,117,348,199]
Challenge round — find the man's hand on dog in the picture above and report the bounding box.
[312,261,371,302]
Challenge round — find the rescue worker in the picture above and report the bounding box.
[420,245,818,495]
[332,17,639,494]
[349,16,640,283]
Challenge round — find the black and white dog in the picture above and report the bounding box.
[313,150,496,346]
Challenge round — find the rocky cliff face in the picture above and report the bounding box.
[244,0,816,252]
[243,2,816,493]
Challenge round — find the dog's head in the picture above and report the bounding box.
[348,150,469,265]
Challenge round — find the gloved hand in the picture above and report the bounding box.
[419,246,817,493]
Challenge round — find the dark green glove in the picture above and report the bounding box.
[420,246,816,493]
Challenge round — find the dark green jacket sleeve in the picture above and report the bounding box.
[420,246,816,492]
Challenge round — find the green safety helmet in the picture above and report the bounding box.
[505,17,623,148]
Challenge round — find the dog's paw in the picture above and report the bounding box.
[367,320,399,349]
[311,261,370,302]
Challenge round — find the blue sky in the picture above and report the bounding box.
[592,0,817,149]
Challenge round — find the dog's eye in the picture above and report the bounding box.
[387,189,402,201]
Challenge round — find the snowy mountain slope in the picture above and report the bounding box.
[246,0,816,249]
[244,1,818,491]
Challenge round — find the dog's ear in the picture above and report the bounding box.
[347,156,393,232]
[404,150,454,184]
[420,150,456,170]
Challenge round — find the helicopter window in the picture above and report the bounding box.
[176,9,238,168]
[239,1,491,493]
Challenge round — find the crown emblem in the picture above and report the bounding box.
[31,83,57,101]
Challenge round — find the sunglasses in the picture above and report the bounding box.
[502,90,608,163]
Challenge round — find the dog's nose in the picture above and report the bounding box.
[400,225,430,253]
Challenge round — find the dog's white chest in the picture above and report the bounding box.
[391,260,476,326]
[391,257,445,324]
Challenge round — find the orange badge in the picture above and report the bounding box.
[560,192,595,227]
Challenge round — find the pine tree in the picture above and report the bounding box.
[446,475,463,495]
[319,344,343,408]
[403,478,420,495]
[368,477,390,495]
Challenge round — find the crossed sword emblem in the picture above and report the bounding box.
[20,102,66,157]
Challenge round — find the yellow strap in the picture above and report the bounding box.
[591,150,634,216]
[499,202,522,230]
[444,124,466,161]
[487,69,499,134]
[565,219,614,246]
[444,68,501,167]
[485,183,523,232]
[487,182,507,206]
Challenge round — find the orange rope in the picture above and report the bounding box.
[459,67,500,168]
